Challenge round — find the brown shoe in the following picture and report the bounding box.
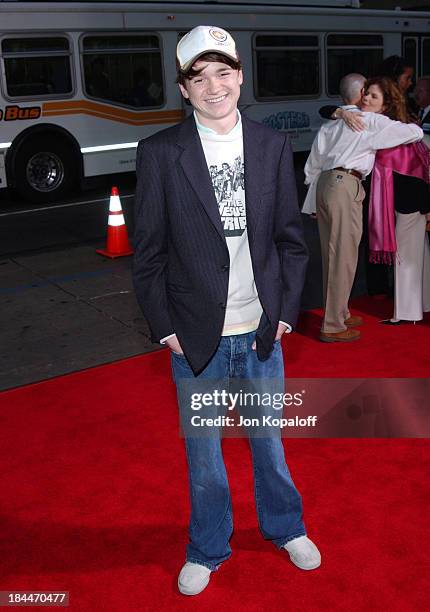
[320,329,360,343]
[344,315,363,327]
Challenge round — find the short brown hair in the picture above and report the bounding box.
[364,76,410,123]
[176,52,242,86]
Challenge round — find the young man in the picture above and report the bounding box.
[133,26,319,596]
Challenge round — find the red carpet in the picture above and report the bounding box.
[0,297,429,611]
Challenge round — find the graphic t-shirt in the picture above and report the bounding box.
[196,112,263,335]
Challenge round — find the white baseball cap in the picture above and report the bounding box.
[177,26,238,72]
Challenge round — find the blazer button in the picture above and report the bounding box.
[219,302,226,309]
[221,264,229,272]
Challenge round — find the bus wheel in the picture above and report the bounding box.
[13,136,77,203]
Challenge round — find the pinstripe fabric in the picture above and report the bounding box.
[133,115,308,374]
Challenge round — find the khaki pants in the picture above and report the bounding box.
[316,170,365,333]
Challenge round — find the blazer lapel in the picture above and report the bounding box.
[177,116,225,242]
[242,116,264,246]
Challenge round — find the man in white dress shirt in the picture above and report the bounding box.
[303,73,423,342]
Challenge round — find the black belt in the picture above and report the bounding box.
[333,167,363,181]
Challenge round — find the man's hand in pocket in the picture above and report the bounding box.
[166,335,184,355]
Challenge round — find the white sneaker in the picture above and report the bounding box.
[283,536,321,570]
[178,562,212,595]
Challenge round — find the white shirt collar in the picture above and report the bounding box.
[340,104,361,111]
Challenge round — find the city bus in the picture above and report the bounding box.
[0,0,429,202]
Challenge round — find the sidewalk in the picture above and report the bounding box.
[0,215,367,391]
[0,245,159,391]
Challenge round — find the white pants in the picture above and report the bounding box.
[394,211,430,321]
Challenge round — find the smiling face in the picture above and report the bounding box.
[179,60,243,133]
[361,84,386,114]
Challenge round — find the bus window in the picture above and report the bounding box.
[82,35,164,108]
[253,34,320,99]
[2,37,72,98]
[404,37,418,77]
[326,34,383,95]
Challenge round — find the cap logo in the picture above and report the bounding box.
[209,29,227,43]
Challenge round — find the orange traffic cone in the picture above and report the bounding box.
[96,186,133,258]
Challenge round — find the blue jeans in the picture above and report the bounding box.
[171,331,306,571]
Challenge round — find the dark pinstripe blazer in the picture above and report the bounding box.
[133,114,308,375]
